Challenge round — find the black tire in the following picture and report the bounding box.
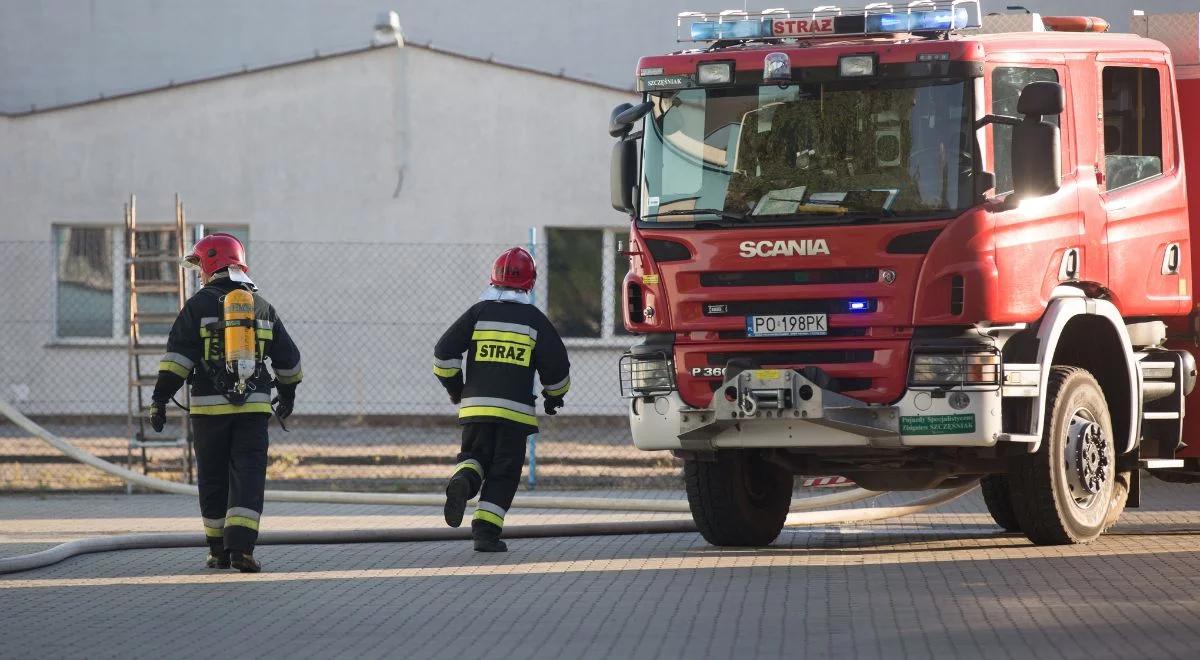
[1007,366,1117,545]
[980,474,1021,532]
[1103,470,1131,532]
[684,450,793,547]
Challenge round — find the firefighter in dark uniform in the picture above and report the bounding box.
[435,247,570,552]
[148,233,302,573]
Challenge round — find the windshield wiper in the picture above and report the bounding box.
[643,208,747,224]
[755,212,887,225]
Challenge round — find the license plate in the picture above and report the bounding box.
[746,313,828,337]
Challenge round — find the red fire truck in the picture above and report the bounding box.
[610,3,1200,547]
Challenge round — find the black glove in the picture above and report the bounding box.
[148,401,167,433]
[544,395,564,416]
[447,385,463,405]
[273,382,296,420]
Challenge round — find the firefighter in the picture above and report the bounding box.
[435,247,570,552]
[148,233,302,573]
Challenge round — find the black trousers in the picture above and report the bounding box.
[192,413,270,553]
[452,422,527,535]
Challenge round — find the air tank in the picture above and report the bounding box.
[222,289,257,392]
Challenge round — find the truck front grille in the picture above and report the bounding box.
[706,349,875,366]
[699,268,878,287]
[704,377,872,394]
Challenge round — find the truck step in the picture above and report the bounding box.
[997,433,1039,443]
[1143,411,1180,420]
[1140,459,1185,469]
[1139,361,1176,380]
[1141,381,1176,402]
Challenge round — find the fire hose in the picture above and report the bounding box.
[0,397,977,574]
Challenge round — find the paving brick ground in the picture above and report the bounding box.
[2,480,1200,659]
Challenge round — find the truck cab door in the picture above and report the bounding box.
[1098,59,1190,318]
[986,62,1090,318]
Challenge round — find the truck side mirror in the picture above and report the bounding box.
[610,103,634,137]
[609,101,653,138]
[1012,81,1064,199]
[611,139,638,213]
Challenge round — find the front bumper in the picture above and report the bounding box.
[629,368,1001,451]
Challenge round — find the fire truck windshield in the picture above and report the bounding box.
[639,78,974,226]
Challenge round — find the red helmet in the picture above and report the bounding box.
[490,247,536,291]
[183,233,248,276]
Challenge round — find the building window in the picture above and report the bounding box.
[1102,66,1163,190]
[546,227,631,340]
[991,66,1059,195]
[52,225,250,339]
[202,226,250,249]
[54,227,115,338]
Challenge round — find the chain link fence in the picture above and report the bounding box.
[0,236,681,493]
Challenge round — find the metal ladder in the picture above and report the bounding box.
[125,194,194,490]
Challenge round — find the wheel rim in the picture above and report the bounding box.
[1063,408,1110,509]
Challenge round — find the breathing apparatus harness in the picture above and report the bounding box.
[190,283,290,430]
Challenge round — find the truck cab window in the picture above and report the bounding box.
[991,66,1059,195]
[640,78,974,224]
[1102,66,1163,190]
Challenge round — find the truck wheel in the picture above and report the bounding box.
[980,474,1021,532]
[1102,470,1131,532]
[1008,366,1117,545]
[684,450,792,547]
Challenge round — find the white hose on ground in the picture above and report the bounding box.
[0,520,701,575]
[784,481,977,526]
[0,397,880,512]
[0,396,981,576]
[0,486,980,576]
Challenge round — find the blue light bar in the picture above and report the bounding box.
[690,19,771,41]
[848,299,870,312]
[677,2,982,43]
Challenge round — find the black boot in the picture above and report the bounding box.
[472,524,508,553]
[444,474,471,528]
[205,549,230,569]
[229,550,262,573]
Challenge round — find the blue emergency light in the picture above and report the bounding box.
[848,299,871,312]
[865,7,968,33]
[689,18,772,41]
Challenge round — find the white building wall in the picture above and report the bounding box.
[0,44,638,416]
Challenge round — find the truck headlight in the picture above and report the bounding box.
[620,352,676,397]
[910,352,999,386]
[697,61,733,85]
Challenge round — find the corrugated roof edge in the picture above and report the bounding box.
[0,41,635,118]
